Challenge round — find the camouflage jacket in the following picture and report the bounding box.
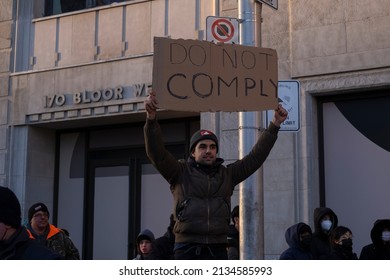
[27,224,80,259]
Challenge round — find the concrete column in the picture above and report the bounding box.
[238,0,264,260]
[0,0,14,186]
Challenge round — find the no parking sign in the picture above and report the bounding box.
[206,16,239,44]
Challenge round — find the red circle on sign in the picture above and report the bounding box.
[211,19,234,43]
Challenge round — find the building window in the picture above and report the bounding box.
[43,0,127,17]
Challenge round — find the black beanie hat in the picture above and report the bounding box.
[189,129,219,153]
[28,202,50,222]
[0,186,22,228]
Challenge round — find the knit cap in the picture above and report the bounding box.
[189,129,219,153]
[28,202,50,222]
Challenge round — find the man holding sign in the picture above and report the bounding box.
[144,91,287,260]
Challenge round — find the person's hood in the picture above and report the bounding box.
[313,207,338,234]
[370,219,390,246]
[284,222,311,249]
[136,229,155,245]
[136,229,155,256]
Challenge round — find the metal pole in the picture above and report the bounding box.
[238,0,264,260]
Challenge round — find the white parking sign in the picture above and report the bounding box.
[206,16,239,44]
[267,80,300,131]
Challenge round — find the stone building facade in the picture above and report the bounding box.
[1,0,389,259]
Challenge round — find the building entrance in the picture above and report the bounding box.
[56,119,198,259]
[318,90,390,255]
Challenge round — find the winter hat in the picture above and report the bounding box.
[28,202,50,222]
[136,229,155,244]
[189,129,219,153]
[0,186,22,228]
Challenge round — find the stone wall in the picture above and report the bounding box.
[0,0,13,186]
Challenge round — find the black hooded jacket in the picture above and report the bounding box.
[311,207,338,259]
[360,219,390,260]
[133,229,155,260]
[279,222,313,260]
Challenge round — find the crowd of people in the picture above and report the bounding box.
[1,180,389,260]
[132,205,390,261]
[0,186,79,260]
[279,206,390,260]
[1,91,388,260]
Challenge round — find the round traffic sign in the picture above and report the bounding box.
[211,18,235,43]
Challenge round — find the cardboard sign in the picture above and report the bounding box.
[153,37,278,112]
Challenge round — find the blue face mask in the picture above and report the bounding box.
[382,231,390,242]
[321,220,332,232]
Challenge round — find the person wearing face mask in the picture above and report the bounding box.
[311,207,338,259]
[0,186,62,259]
[279,222,313,260]
[326,226,358,260]
[360,219,390,260]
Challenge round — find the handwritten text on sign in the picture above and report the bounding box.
[153,37,278,112]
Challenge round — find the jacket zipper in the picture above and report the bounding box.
[207,175,210,243]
